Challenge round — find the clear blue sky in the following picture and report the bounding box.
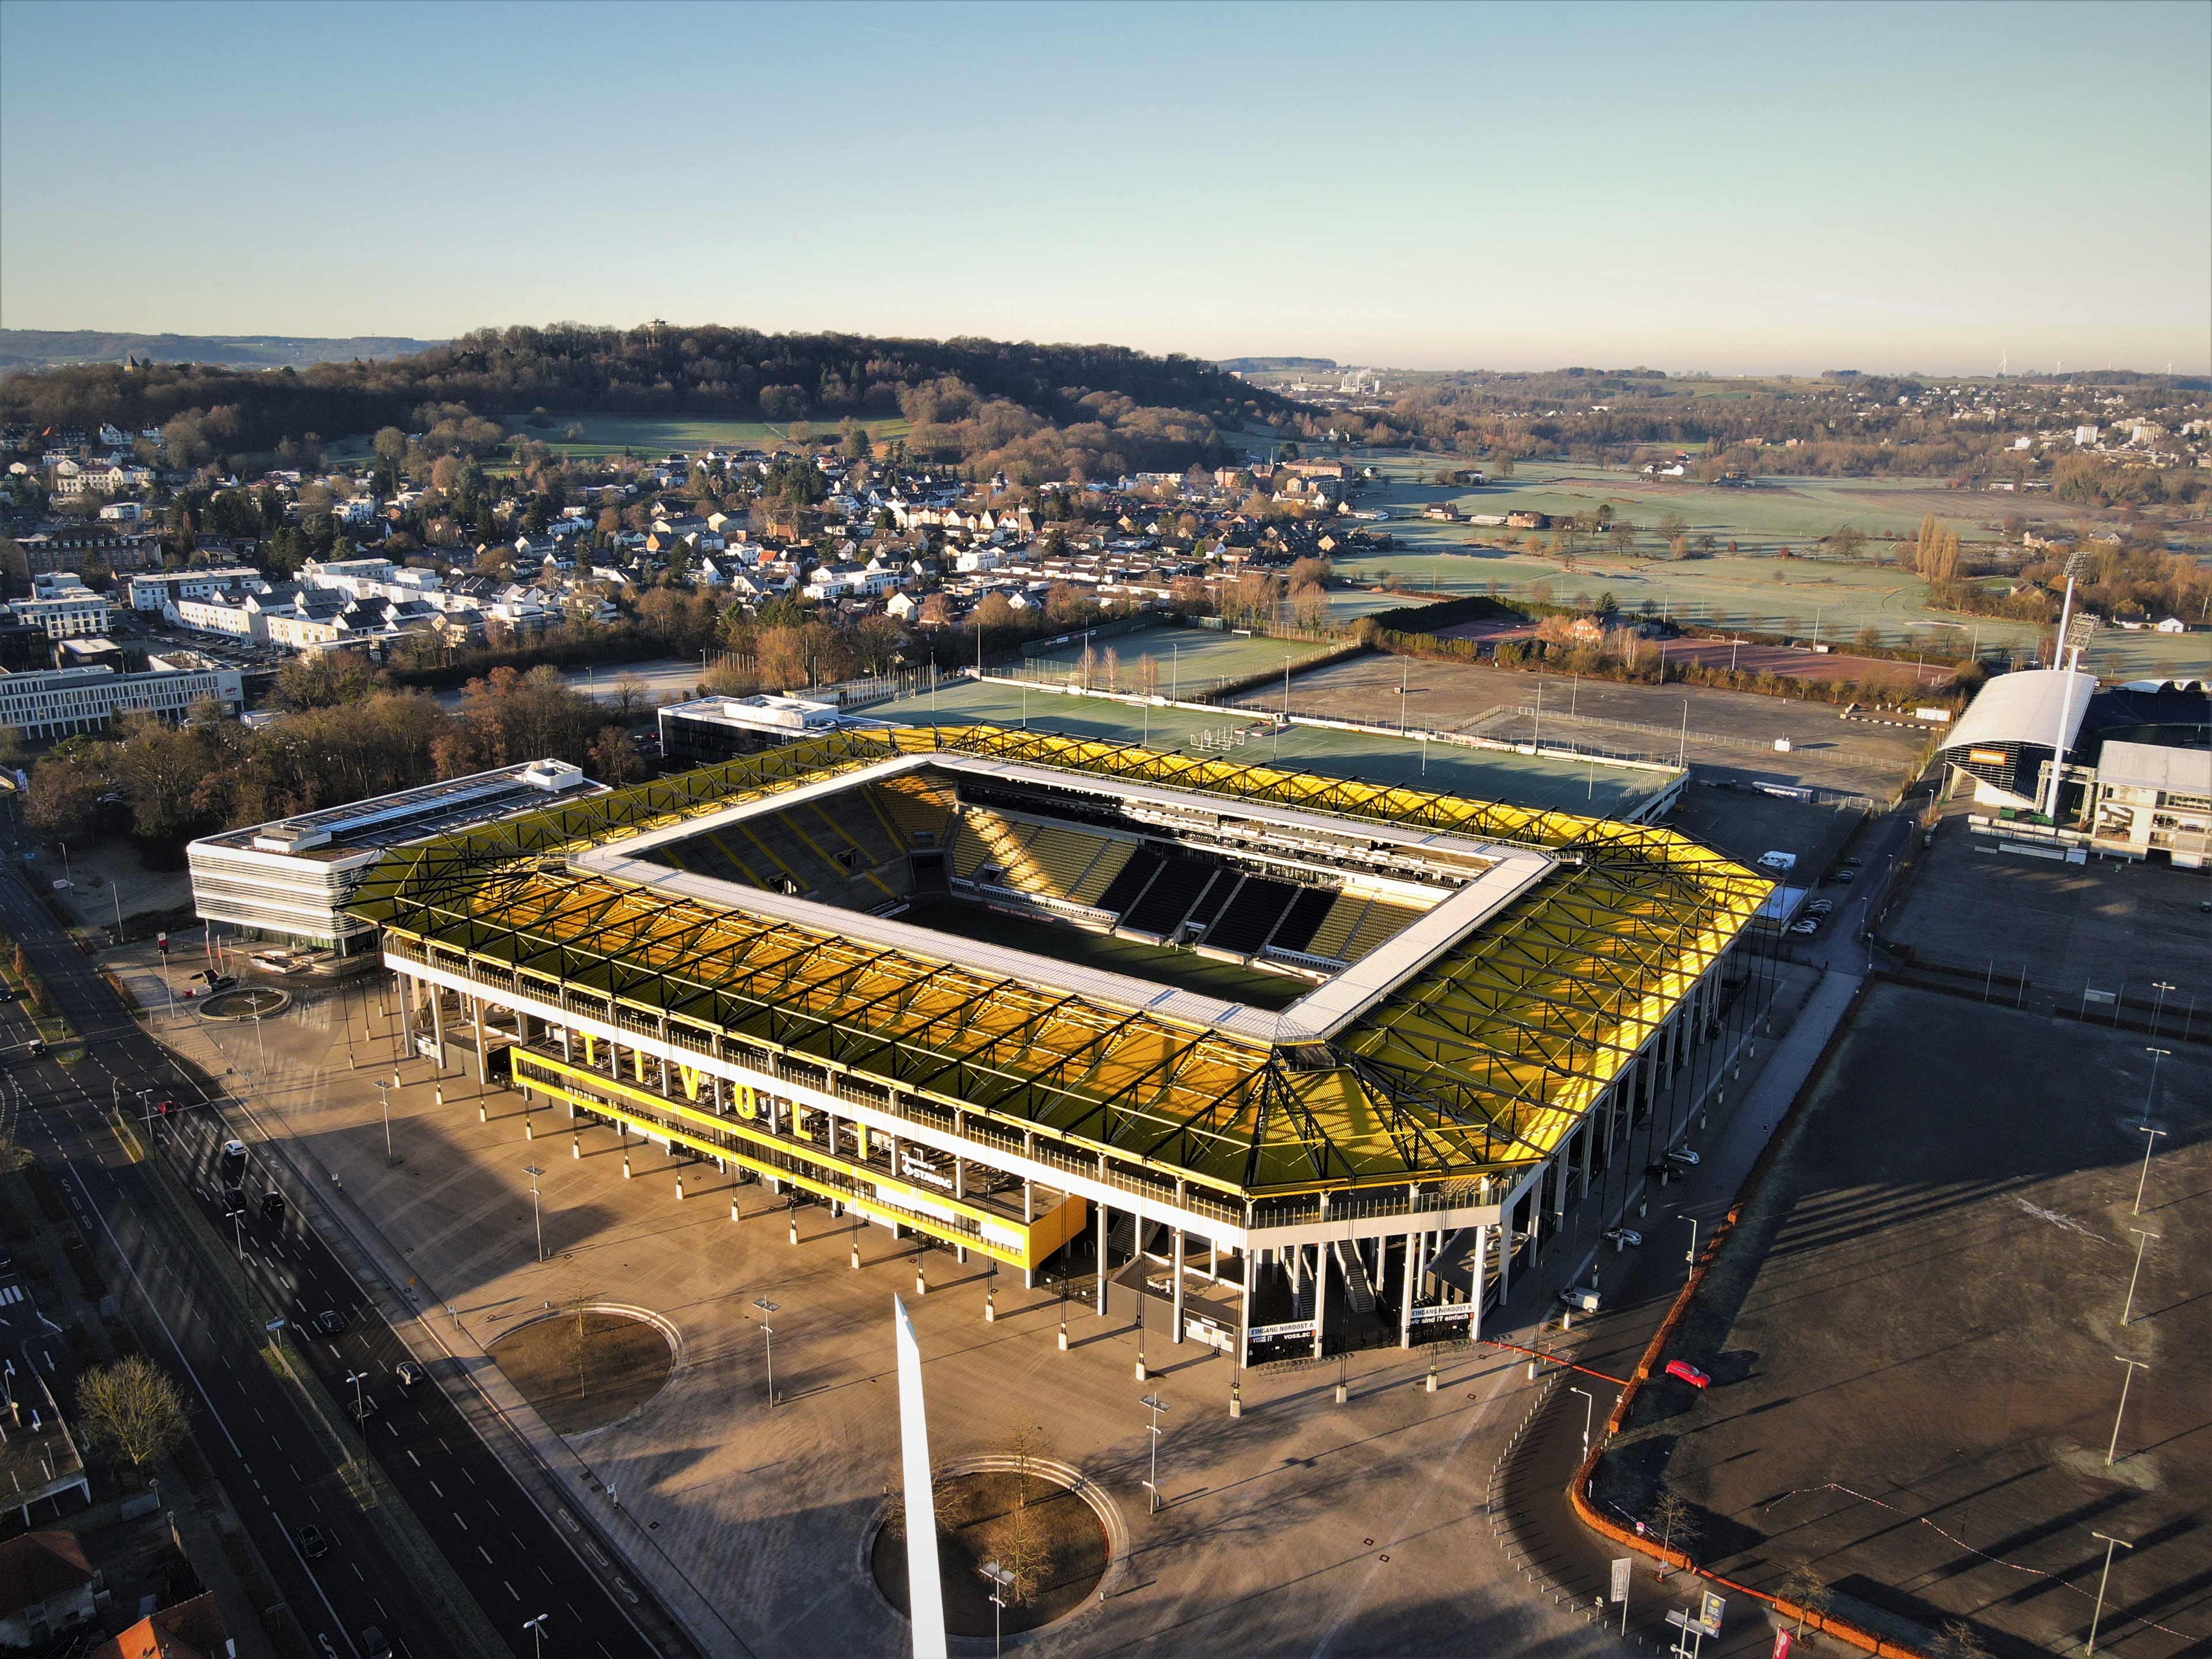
[3,0,2207,374]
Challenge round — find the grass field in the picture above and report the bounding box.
[1338,452,2212,675]
[865,677,1670,817]
[1012,623,1332,698]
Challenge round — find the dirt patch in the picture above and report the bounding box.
[488,1309,673,1436]
[870,1468,1110,1637]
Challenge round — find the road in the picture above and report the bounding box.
[0,863,658,1659]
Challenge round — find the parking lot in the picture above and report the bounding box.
[1592,981,2210,1658]
[1885,811,2212,1017]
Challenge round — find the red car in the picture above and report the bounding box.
[1665,1359,1711,1389]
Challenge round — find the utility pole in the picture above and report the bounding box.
[754,1297,779,1407]
[2133,1116,2168,1215]
[524,1164,546,1262]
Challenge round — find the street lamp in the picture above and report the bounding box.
[523,1164,546,1262]
[523,1613,550,1658]
[2132,1119,2168,1217]
[753,1297,779,1407]
[2107,1356,2148,1466]
[375,1078,394,1164]
[978,1559,1014,1657]
[1684,1216,1699,1264]
[1568,1384,1593,1456]
[2085,1532,2133,1656]
[2149,981,2176,1036]
[2122,1230,2158,1326]
[1141,1392,1169,1514]
[344,1370,368,1419]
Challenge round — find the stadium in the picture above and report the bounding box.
[349,725,1771,1363]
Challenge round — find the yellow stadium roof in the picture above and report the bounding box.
[349,725,1769,1200]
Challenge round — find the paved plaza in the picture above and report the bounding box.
[112,948,1688,1659]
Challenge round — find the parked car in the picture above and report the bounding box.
[1831,869,1856,885]
[1665,1359,1712,1389]
[294,1524,329,1559]
[1789,918,1820,936]
[1664,1147,1701,1168]
[1806,899,1835,916]
[1605,1227,1643,1251]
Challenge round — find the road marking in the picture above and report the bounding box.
[478,1545,494,1565]
[454,1511,467,1531]
[505,1580,519,1601]
[430,1482,443,1498]
[406,1450,419,1467]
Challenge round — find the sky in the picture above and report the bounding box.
[3,0,2208,376]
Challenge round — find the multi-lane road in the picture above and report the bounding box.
[0,860,664,1659]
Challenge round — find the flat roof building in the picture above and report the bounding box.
[188,759,603,954]
[659,694,844,767]
[0,662,244,741]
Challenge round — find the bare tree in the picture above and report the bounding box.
[1778,1558,1833,1641]
[1650,1488,1700,1574]
[1932,1620,1991,1659]
[77,1357,189,1474]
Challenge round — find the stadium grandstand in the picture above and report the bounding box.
[348,726,1772,1362]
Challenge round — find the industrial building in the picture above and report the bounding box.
[188,760,602,954]
[350,726,1771,1363]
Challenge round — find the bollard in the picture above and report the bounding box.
[478,1103,487,1124]
[851,1241,862,1271]
[524,1117,533,1140]
[1426,1354,1438,1393]
[1229,1378,1243,1418]
[984,1291,995,1323]
[571,1136,580,1160]
[1135,1357,1147,1381]
[622,1154,632,1180]
[788,1217,798,1245]
[675,1175,684,1202]
[914,1266,927,1297]
[730,1198,740,1224]
[1334,1380,1347,1404]
[1058,1322,1069,1352]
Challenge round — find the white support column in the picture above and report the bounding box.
[1022,1179,1036,1290]
[1496,1211,1512,1300]
[1398,1229,1417,1347]
[1096,1200,1110,1316]
[1470,1224,1491,1343]
[1171,1226,1185,1343]
[1310,1238,1330,1360]
[1578,1116,1595,1200]
[429,982,446,1071]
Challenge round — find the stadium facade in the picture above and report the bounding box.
[350,726,1771,1362]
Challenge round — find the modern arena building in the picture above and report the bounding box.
[349,725,1771,1363]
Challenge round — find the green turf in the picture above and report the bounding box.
[864,679,1668,817]
[1012,624,1333,699]
[897,899,1301,1009]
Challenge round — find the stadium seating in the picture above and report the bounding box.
[1122,855,1212,936]
[1203,875,1300,955]
[871,774,956,847]
[1303,893,1370,961]
[1343,899,1422,961]
[1068,839,1135,905]
[1182,870,1236,934]
[1094,846,1163,913]
[1267,887,1337,956]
